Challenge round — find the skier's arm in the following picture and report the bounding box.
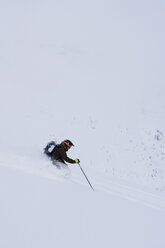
[60,149,76,164]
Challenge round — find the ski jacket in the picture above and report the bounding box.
[51,145,76,164]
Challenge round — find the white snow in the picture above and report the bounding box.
[0,0,165,247]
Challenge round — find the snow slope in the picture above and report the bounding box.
[0,0,165,191]
[0,165,165,248]
[0,0,165,247]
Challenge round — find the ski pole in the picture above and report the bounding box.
[78,163,94,191]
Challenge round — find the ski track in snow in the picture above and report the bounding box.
[0,153,165,212]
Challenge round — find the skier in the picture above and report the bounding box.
[44,139,80,168]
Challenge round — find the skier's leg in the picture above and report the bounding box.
[52,159,61,169]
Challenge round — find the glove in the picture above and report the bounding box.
[75,159,80,164]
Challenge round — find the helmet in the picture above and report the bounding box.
[61,140,74,150]
[63,139,74,149]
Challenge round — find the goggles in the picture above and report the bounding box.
[64,141,72,148]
